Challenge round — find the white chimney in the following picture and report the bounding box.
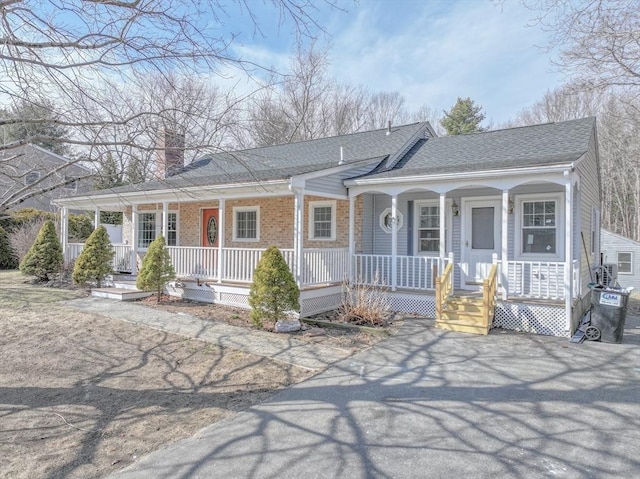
[339,146,344,165]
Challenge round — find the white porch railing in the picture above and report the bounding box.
[65,242,576,300]
[505,260,567,300]
[65,243,84,263]
[66,243,133,274]
[222,248,295,283]
[167,246,217,279]
[302,248,349,286]
[354,254,446,290]
[113,244,133,273]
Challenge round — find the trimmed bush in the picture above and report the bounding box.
[248,246,299,329]
[0,225,18,269]
[19,220,63,281]
[72,225,114,287]
[136,235,175,302]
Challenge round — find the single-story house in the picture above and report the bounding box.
[601,229,640,291]
[54,118,601,337]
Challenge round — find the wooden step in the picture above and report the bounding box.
[91,288,152,301]
[435,320,490,335]
[439,310,490,326]
[445,301,483,313]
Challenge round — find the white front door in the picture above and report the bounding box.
[461,199,501,288]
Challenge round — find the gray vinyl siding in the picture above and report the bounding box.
[361,194,374,253]
[575,129,601,293]
[306,163,378,197]
[601,230,640,290]
[370,192,443,256]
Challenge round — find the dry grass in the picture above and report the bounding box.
[338,275,391,327]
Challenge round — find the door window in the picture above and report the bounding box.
[471,207,494,249]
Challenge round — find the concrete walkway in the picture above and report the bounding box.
[66,297,356,371]
[105,311,640,479]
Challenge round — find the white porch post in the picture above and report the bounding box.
[348,195,355,284]
[565,176,573,332]
[218,199,225,283]
[293,189,304,288]
[61,207,68,263]
[94,207,100,229]
[131,205,138,275]
[439,193,446,262]
[161,201,169,239]
[391,194,398,291]
[501,189,509,300]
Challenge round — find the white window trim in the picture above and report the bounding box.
[617,251,633,275]
[514,193,564,261]
[137,210,179,250]
[414,199,452,256]
[308,200,336,241]
[379,207,404,234]
[233,206,260,242]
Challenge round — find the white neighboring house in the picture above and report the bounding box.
[601,229,640,291]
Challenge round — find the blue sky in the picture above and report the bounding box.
[225,0,565,126]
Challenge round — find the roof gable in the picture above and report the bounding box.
[354,117,596,181]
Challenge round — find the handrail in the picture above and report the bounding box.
[482,263,499,328]
[435,262,454,320]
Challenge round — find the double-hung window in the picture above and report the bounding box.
[137,211,178,248]
[521,200,556,254]
[617,252,632,274]
[309,201,336,241]
[233,207,259,241]
[417,204,440,253]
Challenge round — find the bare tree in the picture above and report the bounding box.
[242,44,429,148]
[505,85,601,127]
[525,0,640,91]
[0,0,333,210]
[507,84,640,241]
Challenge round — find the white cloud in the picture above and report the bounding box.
[324,0,564,124]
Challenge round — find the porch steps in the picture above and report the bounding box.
[104,274,138,290]
[91,288,152,301]
[436,296,492,335]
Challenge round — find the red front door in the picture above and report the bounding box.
[201,209,219,247]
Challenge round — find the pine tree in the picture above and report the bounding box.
[248,246,299,328]
[136,235,175,302]
[440,97,487,135]
[72,225,114,287]
[19,220,63,281]
[0,225,18,269]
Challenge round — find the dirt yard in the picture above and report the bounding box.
[0,271,323,479]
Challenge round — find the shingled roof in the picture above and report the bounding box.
[95,122,428,195]
[354,117,596,181]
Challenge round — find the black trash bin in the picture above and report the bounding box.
[590,287,630,343]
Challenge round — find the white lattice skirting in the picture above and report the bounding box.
[494,302,567,337]
[388,292,436,317]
